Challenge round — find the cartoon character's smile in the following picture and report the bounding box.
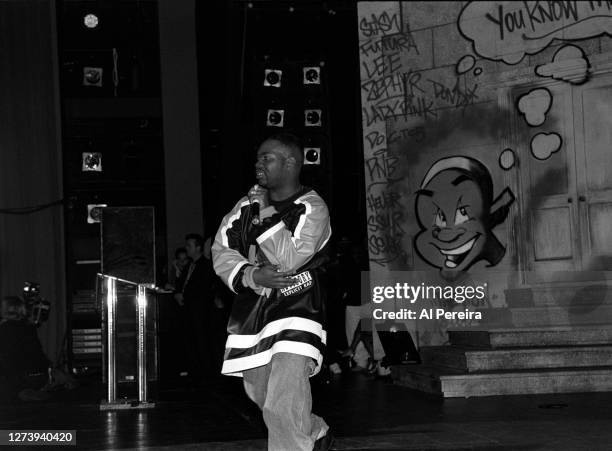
[433,235,480,268]
[414,156,515,274]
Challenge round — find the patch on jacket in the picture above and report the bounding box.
[279,270,313,297]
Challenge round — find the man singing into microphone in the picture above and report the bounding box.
[212,133,333,451]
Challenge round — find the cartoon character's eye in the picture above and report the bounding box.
[434,209,446,227]
[455,206,470,225]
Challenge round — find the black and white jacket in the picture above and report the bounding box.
[212,187,332,376]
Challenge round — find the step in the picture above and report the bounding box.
[391,365,612,398]
[510,305,612,327]
[420,345,612,372]
[448,328,612,348]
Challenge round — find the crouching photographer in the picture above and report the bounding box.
[0,296,51,401]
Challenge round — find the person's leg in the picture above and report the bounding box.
[242,363,270,409]
[181,307,200,381]
[361,330,375,359]
[348,321,362,354]
[262,352,328,451]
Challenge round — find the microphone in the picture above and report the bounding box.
[251,198,261,225]
[249,184,261,225]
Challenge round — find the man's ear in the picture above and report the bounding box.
[286,156,296,169]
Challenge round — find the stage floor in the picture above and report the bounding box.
[1,371,612,450]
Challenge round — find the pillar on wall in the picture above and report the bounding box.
[158,0,204,260]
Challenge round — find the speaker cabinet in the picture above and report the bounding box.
[101,207,155,285]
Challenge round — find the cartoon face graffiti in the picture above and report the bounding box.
[414,156,515,273]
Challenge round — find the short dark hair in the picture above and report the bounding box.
[174,247,187,258]
[185,233,204,250]
[266,132,303,164]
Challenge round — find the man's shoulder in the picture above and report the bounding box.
[297,189,328,214]
[223,197,251,217]
[233,196,251,209]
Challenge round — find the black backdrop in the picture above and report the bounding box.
[196,1,367,244]
[0,0,66,361]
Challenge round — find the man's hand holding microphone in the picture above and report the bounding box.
[247,184,295,289]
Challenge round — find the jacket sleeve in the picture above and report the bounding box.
[255,196,331,272]
[212,198,252,293]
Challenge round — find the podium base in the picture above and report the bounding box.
[99,400,156,410]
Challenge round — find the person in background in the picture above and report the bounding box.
[166,247,191,292]
[339,242,378,373]
[174,233,216,384]
[324,237,351,376]
[0,297,50,401]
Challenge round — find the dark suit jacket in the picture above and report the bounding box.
[182,255,216,308]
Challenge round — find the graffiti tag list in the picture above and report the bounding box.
[358,3,410,269]
[358,4,483,269]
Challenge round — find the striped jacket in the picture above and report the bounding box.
[212,188,332,376]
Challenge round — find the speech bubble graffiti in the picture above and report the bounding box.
[517,88,552,127]
[456,55,476,74]
[536,44,590,84]
[499,148,516,170]
[458,1,612,65]
[531,132,562,160]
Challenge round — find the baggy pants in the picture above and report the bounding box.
[242,352,329,451]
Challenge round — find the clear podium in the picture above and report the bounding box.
[97,274,158,410]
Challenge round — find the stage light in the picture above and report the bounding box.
[87,204,107,224]
[83,67,103,87]
[303,67,320,85]
[264,69,282,87]
[82,152,102,172]
[266,109,284,127]
[83,13,99,29]
[304,147,321,165]
[304,109,322,126]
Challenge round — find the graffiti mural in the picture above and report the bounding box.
[359,1,612,344]
[535,44,590,84]
[414,156,515,274]
[458,1,612,65]
[517,88,552,126]
[530,131,563,160]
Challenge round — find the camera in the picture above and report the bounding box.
[23,282,51,325]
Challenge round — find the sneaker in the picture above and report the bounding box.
[376,363,391,377]
[329,363,342,375]
[340,349,354,358]
[314,429,335,451]
[348,358,361,371]
[366,359,378,374]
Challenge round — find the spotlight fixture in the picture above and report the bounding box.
[264,69,282,87]
[87,204,107,224]
[266,109,284,127]
[83,67,103,87]
[304,147,321,165]
[303,67,320,85]
[82,152,102,172]
[304,109,322,127]
[83,13,99,29]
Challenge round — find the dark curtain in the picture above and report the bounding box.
[0,1,66,362]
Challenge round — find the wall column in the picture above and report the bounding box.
[158,0,204,260]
